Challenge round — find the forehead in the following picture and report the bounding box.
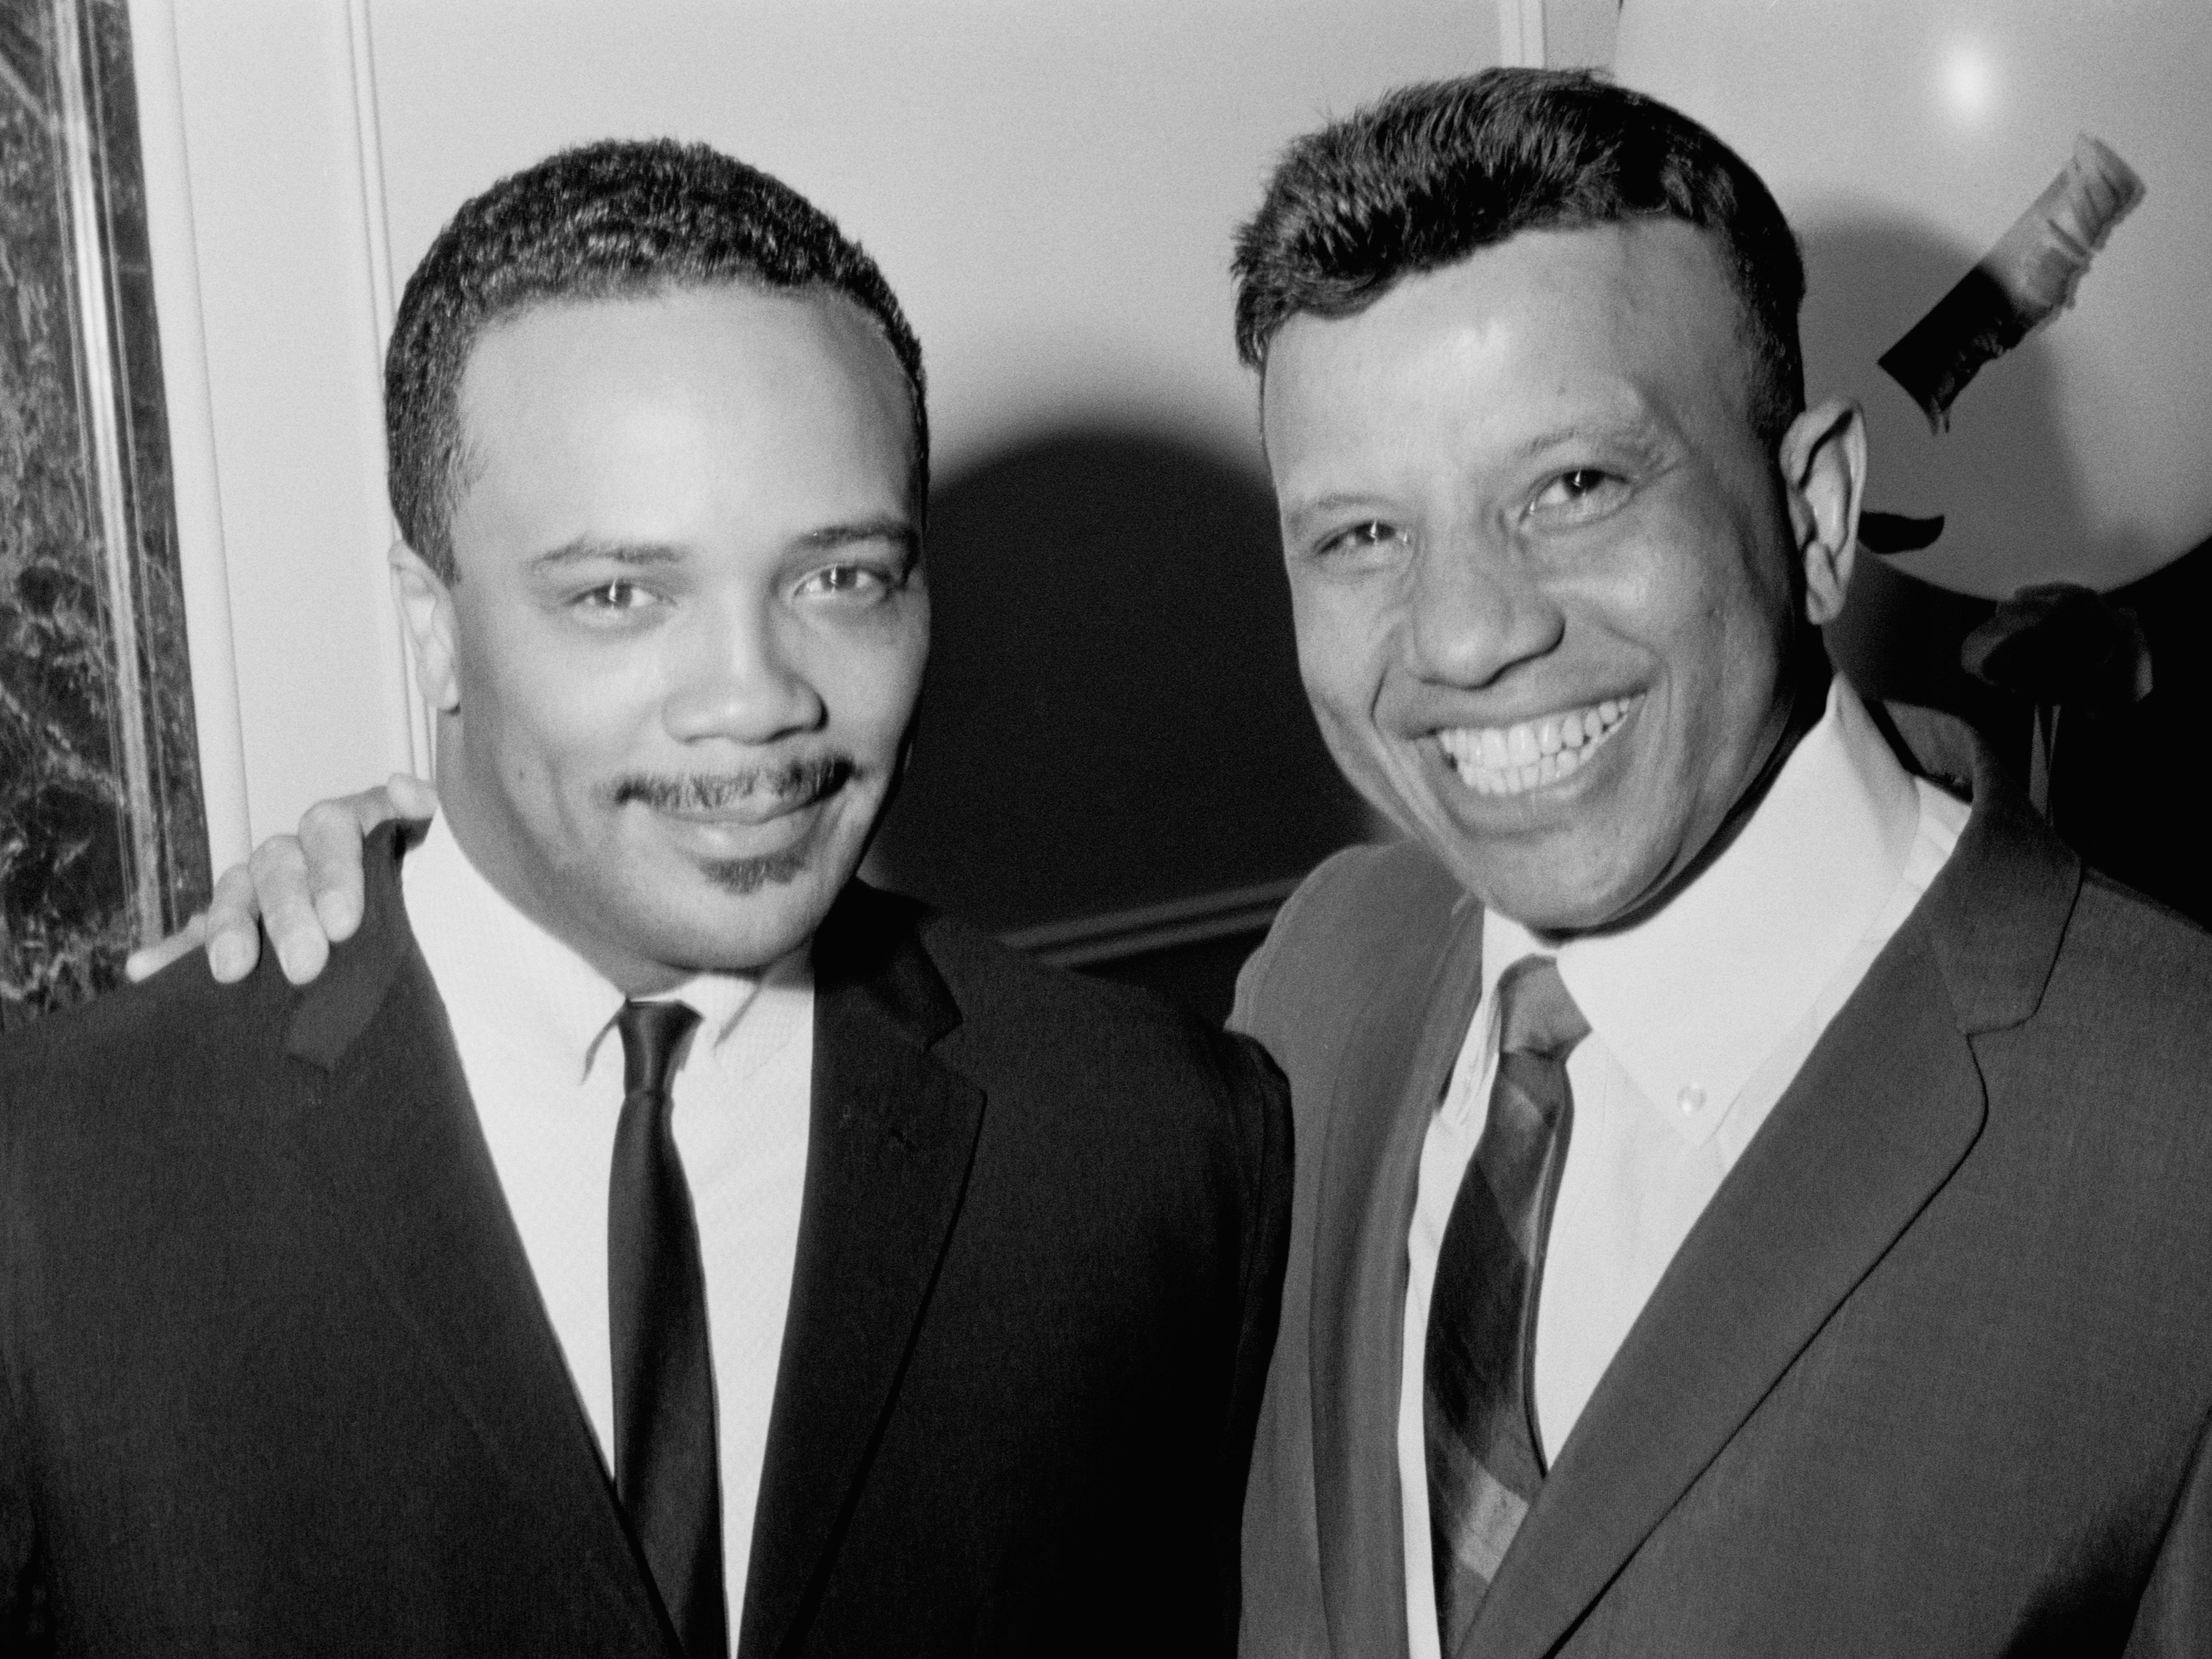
[1262,219,1758,482]
[451,285,914,551]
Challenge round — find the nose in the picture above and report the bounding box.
[1403,525,1565,689]
[659,593,824,746]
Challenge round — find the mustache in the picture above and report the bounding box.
[596,758,855,812]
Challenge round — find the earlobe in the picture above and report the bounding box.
[388,543,462,713]
[1779,397,1867,628]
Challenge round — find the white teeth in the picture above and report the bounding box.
[1435,695,1639,799]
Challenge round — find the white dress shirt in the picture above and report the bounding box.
[403,815,813,1644]
[1397,679,1970,1658]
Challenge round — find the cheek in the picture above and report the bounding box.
[1631,526,1788,674]
[461,615,651,782]
[1289,582,1382,723]
[817,621,927,760]
[1633,558,1793,790]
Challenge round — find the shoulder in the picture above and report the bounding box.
[1,827,423,1119]
[1955,861,2212,1221]
[829,883,1287,1191]
[1231,838,1469,1045]
[2042,870,2212,1065]
[0,946,297,1110]
[0,946,306,1227]
[912,898,1281,1108]
[1266,837,1466,948]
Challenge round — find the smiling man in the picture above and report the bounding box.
[0,140,1289,1657]
[113,72,2212,1658]
[1229,70,2212,1657]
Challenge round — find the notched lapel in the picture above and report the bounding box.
[737,889,986,1659]
[1310,896,1484,1659]
[275,827,663,1640]
[1467,923,1989,1659]
[1452,743,2080,1659]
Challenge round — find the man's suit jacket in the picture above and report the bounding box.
[0,827,1291,1657]
[1234,745,2212,1657]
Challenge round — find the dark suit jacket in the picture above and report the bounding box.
[1234,745,2212,1657]
[0,827,1291,1657]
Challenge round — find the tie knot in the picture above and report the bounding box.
[1495,956,1588,1061]
[616,999,701,1098]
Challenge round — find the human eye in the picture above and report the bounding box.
[796,560,899,603]
[569,576,663,615]
[1525,467,1630,526]
[1314,520,1407,561]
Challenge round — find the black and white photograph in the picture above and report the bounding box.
[1,0,2208,1652]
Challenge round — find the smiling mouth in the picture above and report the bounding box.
[1436,695,1642,797]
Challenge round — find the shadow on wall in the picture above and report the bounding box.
[868,424,1372,1006]
[1806,216,2212,927]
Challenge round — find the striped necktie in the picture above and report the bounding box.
[1425,954,1588,1655]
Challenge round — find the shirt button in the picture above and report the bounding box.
[1676,1085,1706,1116]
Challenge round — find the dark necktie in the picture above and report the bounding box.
[609,999,727,1659]
[1425,955,1589,1655]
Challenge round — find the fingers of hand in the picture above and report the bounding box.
[248,836,329,986]
[124,913,207,983]
[385,770,439,821]
[341,784,398,833]
[300,800,370,942]
[203,861,266,983]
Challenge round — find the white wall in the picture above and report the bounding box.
[137,0,1501,860]
[372,1,1499,482]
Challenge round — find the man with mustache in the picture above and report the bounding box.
[0,138,1289,1657]
[148,67,2212,1658]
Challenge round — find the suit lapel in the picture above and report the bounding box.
[1463,925,1984,1659]
[1310,892,1485,1659]
[274,827,664,1640]
[736,888,986,1659]
[1464,752,2082,1659]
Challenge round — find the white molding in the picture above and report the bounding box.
[1498,0,1548,66]
[127,0,252,875]
[343,0,431,778]
[1000,876,1304,970]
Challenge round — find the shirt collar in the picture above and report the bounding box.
[401,813,785,1087]
[1481,677,1920,1121]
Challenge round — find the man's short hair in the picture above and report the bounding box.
[1232,68,1805,448]
[387,138,928,580]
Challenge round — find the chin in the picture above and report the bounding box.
[590,862,830,977]
[652,909,816,975]
[1448,824,1670,937]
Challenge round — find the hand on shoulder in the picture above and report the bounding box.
[124,773,438,987]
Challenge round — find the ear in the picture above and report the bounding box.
[1776,396,1866,628]
[389,541,462,713]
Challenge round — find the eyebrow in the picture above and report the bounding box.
[525,515,919,576]
[1507,409,1666,463]
[795,514,919,555]
[525,538,686,575]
